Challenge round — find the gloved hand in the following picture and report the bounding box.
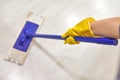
[61,17,96,44]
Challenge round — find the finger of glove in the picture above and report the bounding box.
[61,29,71,38]
[62,28,78,38]
[64,36,80,45]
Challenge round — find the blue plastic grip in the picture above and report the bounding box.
[30,34,118,46]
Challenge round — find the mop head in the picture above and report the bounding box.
[4,13,44,65]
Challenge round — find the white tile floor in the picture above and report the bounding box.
[0,0,120,80]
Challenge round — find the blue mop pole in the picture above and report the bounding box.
[30,34,118,46]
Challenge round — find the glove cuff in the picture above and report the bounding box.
[75,17,96,37]
[86,17,96,37]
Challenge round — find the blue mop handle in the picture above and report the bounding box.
[31,34,118,45]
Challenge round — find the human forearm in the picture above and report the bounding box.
[90,17,120,38]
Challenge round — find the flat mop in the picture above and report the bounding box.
[5,13,118,65]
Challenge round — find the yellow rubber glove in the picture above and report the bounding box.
[61,17,96,44]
